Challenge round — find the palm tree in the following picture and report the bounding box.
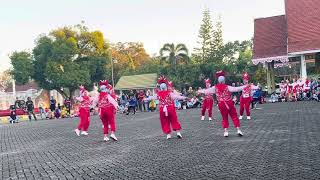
[159,43,189,70]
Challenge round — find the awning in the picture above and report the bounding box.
[115,73,157,90]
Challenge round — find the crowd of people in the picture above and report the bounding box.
[8,96,73,123]
[269,78,320,103]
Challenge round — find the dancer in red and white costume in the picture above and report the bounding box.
[92,80,119,142]
[74,85,91,136]
[297,79,304,99]
[292,79,299,101]
[200,79,214,121]
[198,71,246,137]
[286,80,293,101]
[304,79,311,93]
[279,80,287,101]
[239,72,259,120]
[151,76,187,139]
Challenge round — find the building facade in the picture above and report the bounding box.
[253,0,320,92]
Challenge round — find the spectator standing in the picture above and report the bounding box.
[38,101,46,119]
[50,96,56,112]
[64,98,71,116]
[14,97,20,109]
[26,97,37,121]
[126,96,137,115]
[251,88,262,109]
[120,94,127,109]
[138,90,146,112]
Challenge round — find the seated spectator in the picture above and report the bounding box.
[54,108,61,119]
[174,99,182,110]
[9,109,19,124]
[187,100,193,109]
[232,95,238,105]
[186,96,201,108]
[269,93,278,103]
[46,110,54,119]
[61,107,68,118]
[191,96,201,108]
[149,99,157,112]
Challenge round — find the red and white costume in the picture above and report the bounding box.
[286,80,293,101]
[199,71,245,137]
[292,79,298,101]
[151,76,186,139]
[201,79,214,121]
[239,73,258,120]
[304,79,311,93]
[74,86,91,136]
[92,80,119,142]
[297,79,304,97]
[279,81,287,98]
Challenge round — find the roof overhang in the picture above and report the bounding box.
[288,49,320,56]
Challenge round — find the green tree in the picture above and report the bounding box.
[10,51,33,85]
[253,65,267,85]
[210,16,224,63]
[194,8,214,62]
[159,43,189,71]
[11,24,110,99]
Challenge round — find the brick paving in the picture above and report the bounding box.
[1,101,320,179]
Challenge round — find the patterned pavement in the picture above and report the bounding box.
[1,101,320,179]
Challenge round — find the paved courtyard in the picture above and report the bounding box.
[1,101,320,179]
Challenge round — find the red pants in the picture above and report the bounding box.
[218,101,240,129]
[77,108,90,131]
[99,107,116,135]
[159,105,181,134]
[239,97,252,116]
[201,98,214,117]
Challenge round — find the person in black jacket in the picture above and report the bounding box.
[26,97,37,121]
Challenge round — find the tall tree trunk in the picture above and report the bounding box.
[266,62,275,94]
[270,61,275,92]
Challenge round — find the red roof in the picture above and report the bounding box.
[286,0,320,53]
[5,81,39,92]
[253,15,287,59]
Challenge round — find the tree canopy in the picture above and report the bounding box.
[11,24,110,98]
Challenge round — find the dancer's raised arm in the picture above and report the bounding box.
[198,86,216,94]
[107,94,119,110]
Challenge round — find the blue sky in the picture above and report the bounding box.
[0,0,285,72]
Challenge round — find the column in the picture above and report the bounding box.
[266,62,274,94]
[300,54,307,80]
